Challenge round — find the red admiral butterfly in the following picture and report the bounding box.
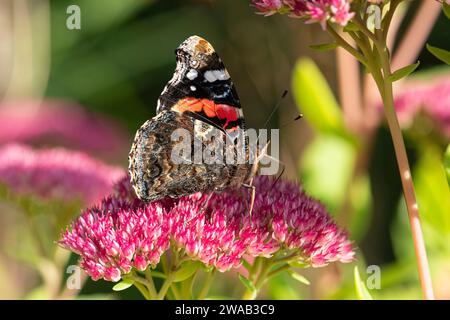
[129,36,261,204]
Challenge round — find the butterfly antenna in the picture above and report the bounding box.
[267,113,302,187]
[263,90,288,129]
[279,113,303,128]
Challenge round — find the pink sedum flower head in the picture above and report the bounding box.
[329,0,355,26]
[420,78,450,138]
[389,74,450,138]
[252,0,355,27]
[0,144,125,205]
[0,100,130,159]
[60,176,354,282]
[252,0,286,16]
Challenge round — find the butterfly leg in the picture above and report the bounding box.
[242,181,256,217]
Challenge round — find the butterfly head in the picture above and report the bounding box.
[175,35,223,71]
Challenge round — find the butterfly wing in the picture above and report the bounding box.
[129,36,254,202]
[129,110,251,202]
[157,35,246,135]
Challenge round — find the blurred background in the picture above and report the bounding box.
[0,0,449,299]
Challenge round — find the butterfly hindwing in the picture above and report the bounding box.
[129,110,249,201]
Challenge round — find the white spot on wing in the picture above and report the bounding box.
[204,70,217,82]
[186,69,198,80]
[190,86,196,91]
[204,69,230,82]
[214,69,230,81]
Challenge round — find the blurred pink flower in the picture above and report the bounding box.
[252,0,355,27]
[390,75,450,138]
[60,176,354,282]
[421,79,450,138]
[0,144,125,205]
[0,100,130,159]
[252,0,285,16]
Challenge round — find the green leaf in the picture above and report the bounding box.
[412,146,450,237]
[354,267,373,300]
[426,44,450,65]
[287,270,310,285]
[309,43,338,52]
[343,21,359,32]
[75,0,149,33]
[299,135,357,214]
[173,261,201,282]
[24,286,51,300]
[204,295,233,300]
[291,58,347,136]
[349,176,372,241]
[445,144,450,186]
[443,1,450,20]
[112,278,134,291]
[75,294,116,300]
[267,273,302,299]
[387,62,420,82]
[238,274,257,299]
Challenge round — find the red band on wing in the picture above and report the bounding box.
[172,98,240,131]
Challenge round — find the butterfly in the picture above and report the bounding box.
[128,35,263,206]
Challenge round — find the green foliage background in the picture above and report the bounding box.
[0,0,449,299]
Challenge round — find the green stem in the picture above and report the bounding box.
[327,22,368,68]
[241,289,255,300]
[382,0,402,42]
[352,15,378,43]
[375,42,434,300]
[197,269,215,300]
[157,272,176,300]
[156,248,179,300]
[162,252,169,274]
[133,281,151,300]
[254,262,272,290]
[241,259,273,300]
[267,264,290,278]
[273,251,303,264]
[145,269,158,298]
[348,31,373,66]
[181,270,198,300]
[328,3,435,299]
[126,272,157,300]
[249,257,263,282]
[170,283,182,300]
